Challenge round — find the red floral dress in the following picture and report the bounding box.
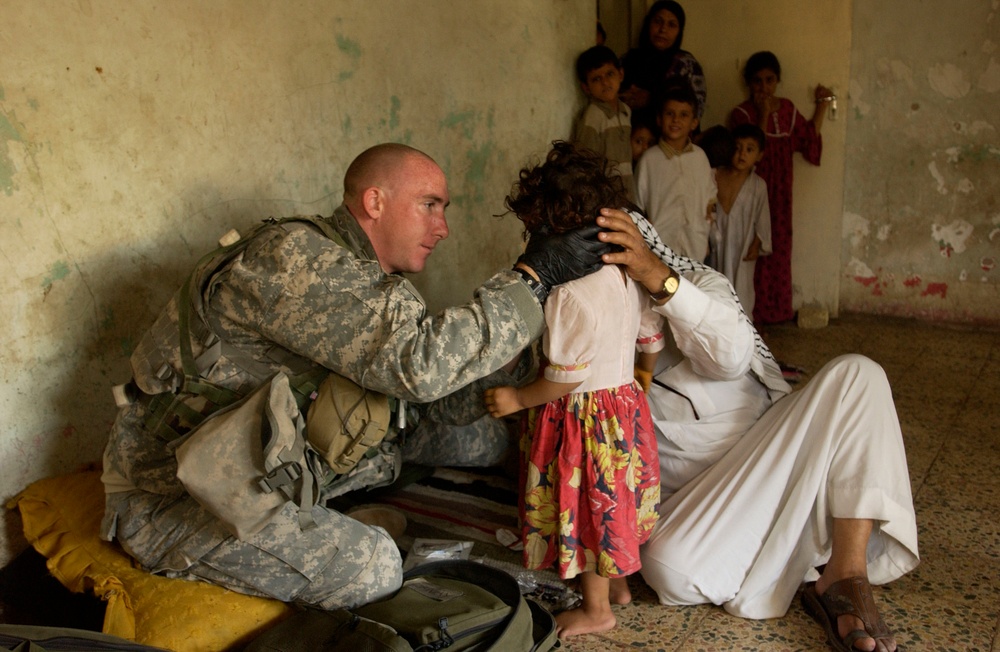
[520,266,664,580]
[731,98,822,324]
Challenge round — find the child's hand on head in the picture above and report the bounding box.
[484,386,524,419]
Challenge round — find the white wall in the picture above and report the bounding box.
[0,1,592,565]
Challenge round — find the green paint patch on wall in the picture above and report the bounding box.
[956,144,1000,163]
[463,141,496,206]
[381,96,402,130]
[440,111,478,140]
[0,110,24,195]
[335,35,362,80]
[42,260,70,288]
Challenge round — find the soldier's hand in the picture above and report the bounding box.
[517,224,610,290]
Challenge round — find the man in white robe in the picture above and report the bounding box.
[597,208,918,652]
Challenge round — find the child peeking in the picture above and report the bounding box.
[485,142,664,638]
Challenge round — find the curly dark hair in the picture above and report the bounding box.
[505,141,634,236]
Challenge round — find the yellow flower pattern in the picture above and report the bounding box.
[519,383,660,580]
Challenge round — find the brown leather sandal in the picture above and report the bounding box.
[801,577,895,651]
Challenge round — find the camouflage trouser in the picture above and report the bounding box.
[107,489,402,610]
[102,398,512,610]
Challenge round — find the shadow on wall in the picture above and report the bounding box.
[39,193,315,480]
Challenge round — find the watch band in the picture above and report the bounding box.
[650,267,680,302]
[515,268,549,305]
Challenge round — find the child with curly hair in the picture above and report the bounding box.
[485,142,664,638]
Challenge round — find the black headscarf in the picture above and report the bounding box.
[622,1,689,96]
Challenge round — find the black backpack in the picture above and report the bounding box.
[243,560,558,652]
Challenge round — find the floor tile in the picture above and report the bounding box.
[675,602,825,652]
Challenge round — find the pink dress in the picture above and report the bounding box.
[521,265,664,580]
[730,98,821,324]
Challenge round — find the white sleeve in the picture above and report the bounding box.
[654,269,755,380]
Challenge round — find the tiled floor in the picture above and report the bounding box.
[560,313,1000,652]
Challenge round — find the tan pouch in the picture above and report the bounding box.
[306,373,390,475]
[174,372,320,540]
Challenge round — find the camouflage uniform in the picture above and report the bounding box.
[101,206,543,609]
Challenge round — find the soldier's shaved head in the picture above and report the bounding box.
[343,143,437,203]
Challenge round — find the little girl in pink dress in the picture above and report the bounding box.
[486,142,664,638]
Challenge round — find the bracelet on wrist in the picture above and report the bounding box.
[515,267,549,305]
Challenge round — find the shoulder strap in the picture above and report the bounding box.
[154,216,348,438]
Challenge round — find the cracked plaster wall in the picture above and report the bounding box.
[842,0,1000,322]
[0,1,590,564]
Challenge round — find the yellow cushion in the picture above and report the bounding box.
[9,470,294,651]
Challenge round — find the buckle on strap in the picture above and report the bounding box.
[257,461,302,493]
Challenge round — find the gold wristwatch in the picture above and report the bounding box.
[650,267,680,303]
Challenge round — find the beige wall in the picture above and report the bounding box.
[683,1,853,319]
[841,0,1000,322]
[0,1,592,564]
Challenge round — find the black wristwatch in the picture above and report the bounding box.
[515,268,549,305]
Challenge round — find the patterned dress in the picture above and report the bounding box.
[520,266,664,580]
[730,98,822,324]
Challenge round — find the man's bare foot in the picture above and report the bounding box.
[609,577,632,605]
[555,604,616,638]
[809,575,896,652]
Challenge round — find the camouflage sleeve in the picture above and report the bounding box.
[209,224,544,403]
[417,346,535,426]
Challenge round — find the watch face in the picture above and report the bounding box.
[665,276,680,293]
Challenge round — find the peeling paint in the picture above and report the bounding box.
[921,282,948,298]
[956,178,974,194]
[463,141,496,204]
[385,95,401,130]
[842,211,870,247]
[959,269,968,282]
[927,161,948,194]
[335,34,362,80]
[845,257,874,278]
[876,224,891,241]
[42,260,70,287]
[928,63,971,98]
[983,257,996,272]
[440,110,478,140]
[848,80,871,116]
[969,120,996,134]
[0,107,25,196]
[978,58,1000,92]
[932,219,973,256]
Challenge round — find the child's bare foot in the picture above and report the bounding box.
[555,605,617,638]
[609,577,632,605]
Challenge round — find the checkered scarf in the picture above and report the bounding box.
[628,211,790,398]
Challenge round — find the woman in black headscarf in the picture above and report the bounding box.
[619,1,706,117]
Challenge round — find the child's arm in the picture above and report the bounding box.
[484,377,582,419]
[634,351,660,393]
[743,234,762,261]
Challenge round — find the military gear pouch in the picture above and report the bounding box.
[305,372,391,475]
[174,372,321,540]
[243,560,557,652]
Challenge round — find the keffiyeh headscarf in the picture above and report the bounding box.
[628,211,791,400]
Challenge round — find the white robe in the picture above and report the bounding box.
[640,267,919,620]
[715,172,771,317]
